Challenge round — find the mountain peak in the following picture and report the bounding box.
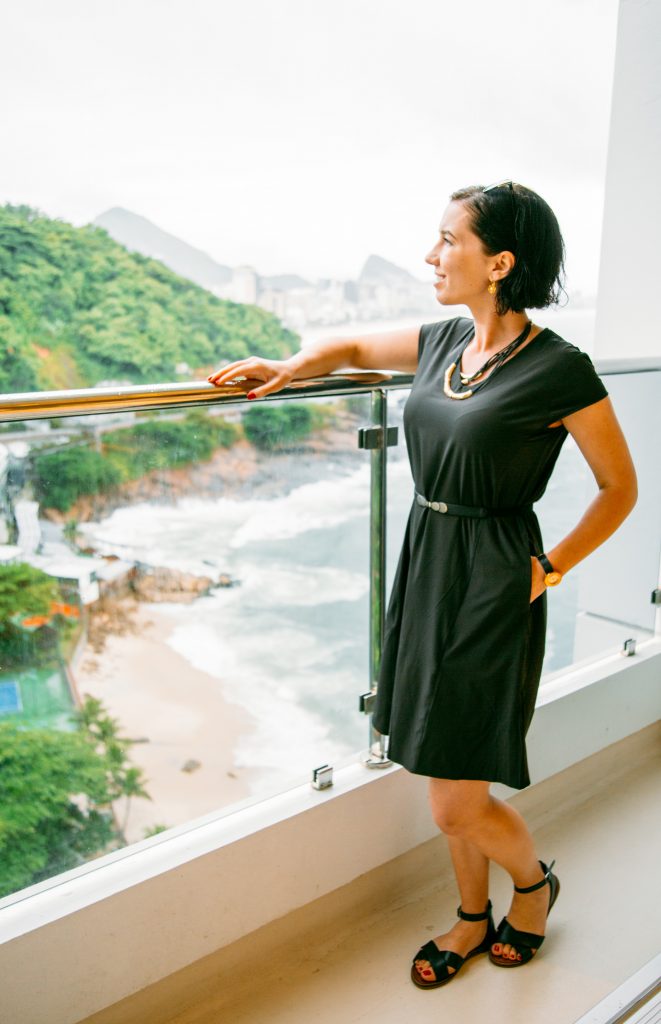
[96,207,157,229]
[359,253,419,284]
[93,208,232,289]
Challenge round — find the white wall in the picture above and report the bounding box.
[594,0,661,359]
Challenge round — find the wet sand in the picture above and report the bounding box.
[74,603,260,845]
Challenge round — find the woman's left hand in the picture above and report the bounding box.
[530,557,547,603]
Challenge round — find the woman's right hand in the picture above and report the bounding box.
[207,357,296,400]
[207,324,420,401]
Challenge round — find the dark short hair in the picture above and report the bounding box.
[450,184,566,315]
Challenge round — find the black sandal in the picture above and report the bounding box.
[489,859,560,968]
[411,900,497,989]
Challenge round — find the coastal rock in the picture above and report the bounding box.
[132,566,215,603]
[83,566,237,653]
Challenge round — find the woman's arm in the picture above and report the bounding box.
[530,396,638,600]
[207,324,421,399]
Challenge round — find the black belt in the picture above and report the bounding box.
[414,490,532,518]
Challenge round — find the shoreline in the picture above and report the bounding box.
[75,602,261,844]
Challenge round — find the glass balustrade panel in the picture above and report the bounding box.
[0,368,656,904]
[0,393,372,901]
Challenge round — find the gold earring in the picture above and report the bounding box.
[487,281,497,295]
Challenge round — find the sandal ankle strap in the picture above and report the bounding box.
[457,899,492,921]
[514,859,556,894]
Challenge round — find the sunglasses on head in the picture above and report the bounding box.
[482,180,514,193]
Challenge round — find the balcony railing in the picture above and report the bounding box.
[0,358,659,908]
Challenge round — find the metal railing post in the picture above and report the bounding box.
[362,388,392,768]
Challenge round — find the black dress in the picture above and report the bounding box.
[372,317,609,789]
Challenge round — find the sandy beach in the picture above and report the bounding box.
[74,603,260,845]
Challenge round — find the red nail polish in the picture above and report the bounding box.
[247,392,256,400]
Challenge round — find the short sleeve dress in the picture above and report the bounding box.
[371,317,609,790]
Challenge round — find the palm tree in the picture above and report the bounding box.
[73,695,151,843]
[119,766,152,836]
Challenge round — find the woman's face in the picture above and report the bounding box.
[425,200,495,307]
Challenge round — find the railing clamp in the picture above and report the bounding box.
[357,425,398,450]
[311,764,333,790]
[359,690,377,714]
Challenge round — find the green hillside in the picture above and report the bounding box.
[0,205,298,393]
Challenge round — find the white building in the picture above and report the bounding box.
[215,264,259,305]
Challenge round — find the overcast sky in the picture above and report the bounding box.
[3,0,618,293]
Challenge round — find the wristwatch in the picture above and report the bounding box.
[536,553,563,587]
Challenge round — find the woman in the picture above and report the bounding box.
[208,182,637,988]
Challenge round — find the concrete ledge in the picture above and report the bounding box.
[78,720,661,1024]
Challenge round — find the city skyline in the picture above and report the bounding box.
[94,205,441,330]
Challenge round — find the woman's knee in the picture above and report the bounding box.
[431,800,472,835]
[428,779,489,835]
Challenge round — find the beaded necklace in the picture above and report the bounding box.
[443,320,533,400]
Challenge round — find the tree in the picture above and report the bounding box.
[30,411,241,512]
[0,721,115,897]
[242,403,315,450]
[31,446,123,512]
[0,696,153,899]
[0,203,298,391]
[72,695,151,840]
[0,563,60,666]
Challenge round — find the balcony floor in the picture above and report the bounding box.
[80,723,661,1024]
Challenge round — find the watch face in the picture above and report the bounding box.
[545,572,562,587]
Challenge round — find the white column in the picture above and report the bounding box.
[576,1,661,656]
[594,0,661,360]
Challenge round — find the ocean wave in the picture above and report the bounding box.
[78,462,372,568]
[165,617,361,782]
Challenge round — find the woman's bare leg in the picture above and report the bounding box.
[414,778,553,979]
[448,834,490,910]
[412,789,489,983]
